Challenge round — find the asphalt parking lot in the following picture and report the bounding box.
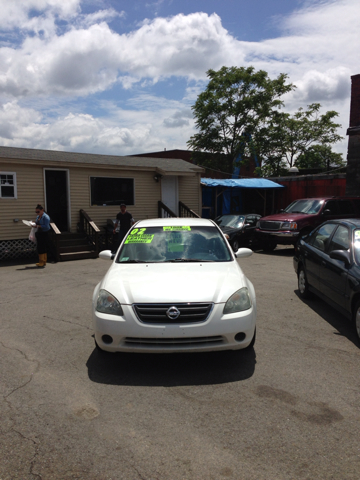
[1,247,360,480]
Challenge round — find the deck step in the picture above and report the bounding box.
[59,251,98,261]
[58,238,91,247]
[59,245,96,254]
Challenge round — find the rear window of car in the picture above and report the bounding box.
[116,226,233,263]
[216,215,245,228]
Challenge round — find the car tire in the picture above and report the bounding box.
[298,267,312,299]
[354,300,360,341]
[231,239,239,252]
[262,241,277,252]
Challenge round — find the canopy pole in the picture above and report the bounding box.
[264,190,267,216]
[215,187,217,218]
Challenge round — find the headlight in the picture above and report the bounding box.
[281,222,297,230]
[223,287,252,314]
[96,289,124,316]
[256,221,260,228]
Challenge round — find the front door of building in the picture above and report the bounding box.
[161,176,178,216]
[44,169,69,231]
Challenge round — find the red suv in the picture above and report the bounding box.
[255,197,360,251]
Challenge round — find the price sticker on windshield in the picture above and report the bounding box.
[163,226,191,231]
[125,228,154,244]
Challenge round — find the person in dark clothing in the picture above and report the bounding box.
[34,204,51,267]
[113,204,134,253]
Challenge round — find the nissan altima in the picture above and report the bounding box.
[93,218,256,353]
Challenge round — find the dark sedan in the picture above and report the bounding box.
[293,219,360,340]
[215,214,262,251]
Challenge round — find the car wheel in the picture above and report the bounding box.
[298,267,312,299]
[262,241,277,252]
[231,239,239,252]
[354,300,360,341]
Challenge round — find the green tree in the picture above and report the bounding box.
[296,144,344,171]
[256,104,343,176]
[187,66,294,174]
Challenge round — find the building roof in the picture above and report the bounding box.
[0,146,204,175]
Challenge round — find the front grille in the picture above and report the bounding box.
[259,221,281,231]
[133,303,213,324]
[124,336,224,347]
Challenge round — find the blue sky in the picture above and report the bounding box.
[0,0,358,158]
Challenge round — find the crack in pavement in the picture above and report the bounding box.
[13,428,42,479]
[42,315,92,331]
[1,341,40,400]
[0,341,42,479]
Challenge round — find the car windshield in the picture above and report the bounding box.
[215,215,245,229]
[116,226,232,263]
[354,229,360,266]
[284,199,323,215]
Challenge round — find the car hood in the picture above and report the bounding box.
[260,212,310,222]
[100,262,247,304]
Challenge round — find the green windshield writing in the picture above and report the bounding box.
[125,235,154,244]
[163,226,191,231]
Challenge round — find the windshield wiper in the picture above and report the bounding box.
[119,259,149,263]
[167,258,212,262]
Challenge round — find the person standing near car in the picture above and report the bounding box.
[35,204,51,267]
[113,203,134,252]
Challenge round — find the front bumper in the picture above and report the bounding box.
[256,229,299,244]
[93,303,256,353]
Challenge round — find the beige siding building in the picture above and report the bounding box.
[0,146,203,260]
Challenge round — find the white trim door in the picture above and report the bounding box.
[161,176,178,216]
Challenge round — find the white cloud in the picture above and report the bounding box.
[163,109,193,128]
[0,100,194,154]
[77,8,125,28]
[0,0,80,31]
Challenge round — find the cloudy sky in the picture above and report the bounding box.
[0,0,358,158]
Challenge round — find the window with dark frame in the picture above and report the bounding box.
[90,177,134,206]
[0,173,16,198]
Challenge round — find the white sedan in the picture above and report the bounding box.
[93,218,256,353]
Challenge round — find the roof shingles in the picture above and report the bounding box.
[0,146,203,174]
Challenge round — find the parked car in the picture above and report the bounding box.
[293,219,360,340]
[215,214,262,251]
[256,197,360,251]
[93,218,256,353]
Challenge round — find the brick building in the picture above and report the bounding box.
[346,74,360,195]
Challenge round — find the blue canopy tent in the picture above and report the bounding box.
[201,178,284,218]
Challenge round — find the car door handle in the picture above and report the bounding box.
[321,260,326,266]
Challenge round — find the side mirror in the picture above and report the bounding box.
[235,247,253,258]
[329,249,350,267]
[99,250,114,260]
[323,209,332,216]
